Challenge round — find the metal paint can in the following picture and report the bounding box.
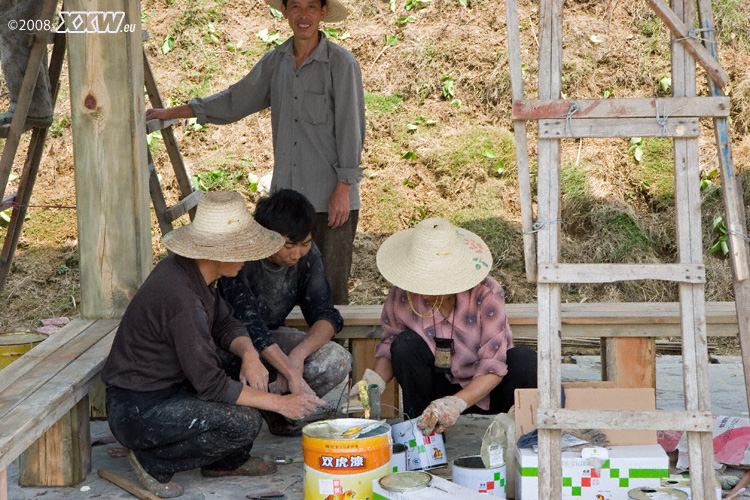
[378,471,432,492]
[302,418,392,500]
[452,455,506,498]
[628,486,689,500]
[0,332,47,369]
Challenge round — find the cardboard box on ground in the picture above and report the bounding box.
[513,382,673,500]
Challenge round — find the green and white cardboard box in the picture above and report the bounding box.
[516,445,669,500]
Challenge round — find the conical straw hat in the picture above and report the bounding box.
[265,0,350,23]
[163,191,283,262]
[376,218,493,295]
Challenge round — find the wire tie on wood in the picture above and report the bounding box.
[564,101,580,137]
[654,97,685,137]
[727,229,750,245]
[670,27,713,44]
[524,218,563,234]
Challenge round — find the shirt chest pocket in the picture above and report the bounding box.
[302,91,329,125]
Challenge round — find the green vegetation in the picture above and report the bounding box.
[630,137,674,205]
[365,92,404,116]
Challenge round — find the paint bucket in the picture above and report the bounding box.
[391,418,447,470]
[390,443,408,473]
[452,455,506,497]
[302,418,392,500]
[628,487,688,500]
[0,332,47,370]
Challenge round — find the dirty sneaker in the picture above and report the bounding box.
[200,457,277,477]
[127,450,184,498]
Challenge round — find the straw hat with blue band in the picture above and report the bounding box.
[376,217,493,296]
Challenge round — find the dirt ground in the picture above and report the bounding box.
[0,0,748,355]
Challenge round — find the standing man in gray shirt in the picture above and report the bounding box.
[147,0,366,305]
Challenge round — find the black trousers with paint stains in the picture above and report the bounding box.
[390,329,538,420]
[105,349,263,483]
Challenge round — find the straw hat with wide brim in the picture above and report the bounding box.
[264,0,350,23]
[376,218,493,296]
[162,191,284,262]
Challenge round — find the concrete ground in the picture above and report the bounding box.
[6,355,750,499]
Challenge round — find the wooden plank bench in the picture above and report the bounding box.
[0,318,119,500]
[287,301,740,416]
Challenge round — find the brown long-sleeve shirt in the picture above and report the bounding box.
[102,255,248,404]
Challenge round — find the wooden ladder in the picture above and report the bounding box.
[0,20,200,294]
[141,30,201,236]
[0,0,62,293]
[504,0,747,498]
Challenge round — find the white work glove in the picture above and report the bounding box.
[417,396,468,435]
[348,368,386,397]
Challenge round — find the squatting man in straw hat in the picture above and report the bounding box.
[146,0,365,306]
[102,191,327,498]
[352,218,538,435]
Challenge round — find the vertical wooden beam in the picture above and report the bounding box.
[696,0,750,418]
[18,397,91,486]
[671,1,715,499]
[602,338,656,388]
[536,1,564,499]
[0,468,6,500]
[67,0,151,318]
[351,339,399,418]
[505,0,536,281]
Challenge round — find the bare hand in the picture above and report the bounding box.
[276,372,315,396]
[277,394,327,420]
[327,184,351,228]
[145,108,167,121]
[239,355,269,392]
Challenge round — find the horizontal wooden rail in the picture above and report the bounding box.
[512,97,730,120]
[537,408,713,432]
[286,302,739,339]
[537,263,705,284]
[539,117,699,138]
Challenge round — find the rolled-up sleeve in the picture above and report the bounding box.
[189,50,276,125]
[331,51,365,185]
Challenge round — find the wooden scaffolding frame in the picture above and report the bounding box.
[505,0,750,499]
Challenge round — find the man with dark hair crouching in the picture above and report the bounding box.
[219,189,352,437]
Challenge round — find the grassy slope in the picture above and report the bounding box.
[0,0,749,332]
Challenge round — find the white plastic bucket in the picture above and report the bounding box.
[391,419,447,470]
[452,455,506,497]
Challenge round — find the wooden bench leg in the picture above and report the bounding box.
[601,337,656,388]
[1,468,7,500]
[351,339,401,418]
[89,379,107,419]
[18,396,91,486]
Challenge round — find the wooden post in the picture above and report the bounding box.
[67,0,151,319]
[351,339,399,418]
[601,338,656,388]
[0,468,7,500]
[18,397,91,486]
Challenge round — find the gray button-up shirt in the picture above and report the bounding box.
[189,33,366,212]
